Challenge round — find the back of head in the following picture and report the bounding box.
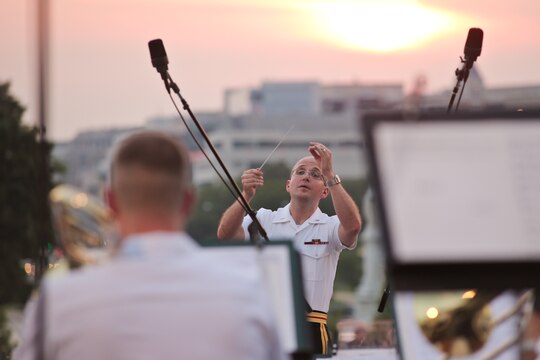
[110,131,191,214]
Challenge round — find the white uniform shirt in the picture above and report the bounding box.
[14,232,286,360]
[242,204,357,313]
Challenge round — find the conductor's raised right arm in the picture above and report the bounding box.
[217,168,264,240]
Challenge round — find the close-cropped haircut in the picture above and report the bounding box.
[110,131,191,211]
[290,156,318,178]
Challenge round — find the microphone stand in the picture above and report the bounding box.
[35,0,53,284]
[447,58,471,114]
[164,74,268,246]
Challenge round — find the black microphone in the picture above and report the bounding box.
[148,39,170,86]
[463,28,483,69]
[447,27,484,113]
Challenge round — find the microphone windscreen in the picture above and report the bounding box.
[464,28,483,60]
[148,39,169,70]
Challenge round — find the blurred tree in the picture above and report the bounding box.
[325,178,368,292]
[188,181,234,242]
[187,162,370,339]
[0,308,14,359]
[0,82,55,305]
[188,162,292,241]
[188,163,368,273]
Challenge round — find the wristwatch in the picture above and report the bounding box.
[325,174,341,187]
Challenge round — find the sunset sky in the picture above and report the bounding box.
[1,0,540,141]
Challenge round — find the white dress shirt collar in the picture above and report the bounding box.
[117,231,198,259]
[272,203,327,224]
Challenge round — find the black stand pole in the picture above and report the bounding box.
[166,76,268,245]
[447,60,470,114]
[35,0,52,284]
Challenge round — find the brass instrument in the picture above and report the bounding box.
[414,289,533,359]
[49,185,114,269]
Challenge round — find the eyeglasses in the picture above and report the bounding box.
[292,168,323,180]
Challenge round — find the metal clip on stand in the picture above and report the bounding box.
[447,60,470,114]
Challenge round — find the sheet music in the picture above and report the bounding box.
[374,120,540,263]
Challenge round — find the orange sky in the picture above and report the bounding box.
[1,0,540,141]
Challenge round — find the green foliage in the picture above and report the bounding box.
[187,181,235,242]
[328,298,352,339]
[334,247,364,291]
[319,178,369,216]
[320,178,368,293]
[188,162,369,254]
[187,162,292,241]
[187,159,372,340]
[0,82,55,305]
[188,164,369,308]
[0,308,14,359]
[246,161,292,211]
[188,163,370,243]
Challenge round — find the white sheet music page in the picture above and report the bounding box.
[374,120,540,263]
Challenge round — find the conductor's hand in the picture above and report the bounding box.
[309,142,334,178]
[241,168,264,202]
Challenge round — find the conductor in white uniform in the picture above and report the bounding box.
[217,141,362,355]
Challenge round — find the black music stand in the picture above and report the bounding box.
[200,240,313,357]
[360,108,540,358]
[361,108,540,291]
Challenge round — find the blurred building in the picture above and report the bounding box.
[224,81,403,118]
[52,128,138,196]
[196,81,403,183]
[54,80,404,191]
[192,124,366,184]
[419,68,540,111]
[52,111,230,196]
[54,76,540,192]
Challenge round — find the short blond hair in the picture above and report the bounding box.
[110,131,191,212]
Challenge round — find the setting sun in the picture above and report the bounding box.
[305,0,456,52]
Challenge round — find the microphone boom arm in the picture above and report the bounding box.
[447,57,471,114]
[166,75,269,245]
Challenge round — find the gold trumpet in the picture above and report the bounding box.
[49,185,115,269]
[415,289,533,358]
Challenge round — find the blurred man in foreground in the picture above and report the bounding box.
[14,131,286,360]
